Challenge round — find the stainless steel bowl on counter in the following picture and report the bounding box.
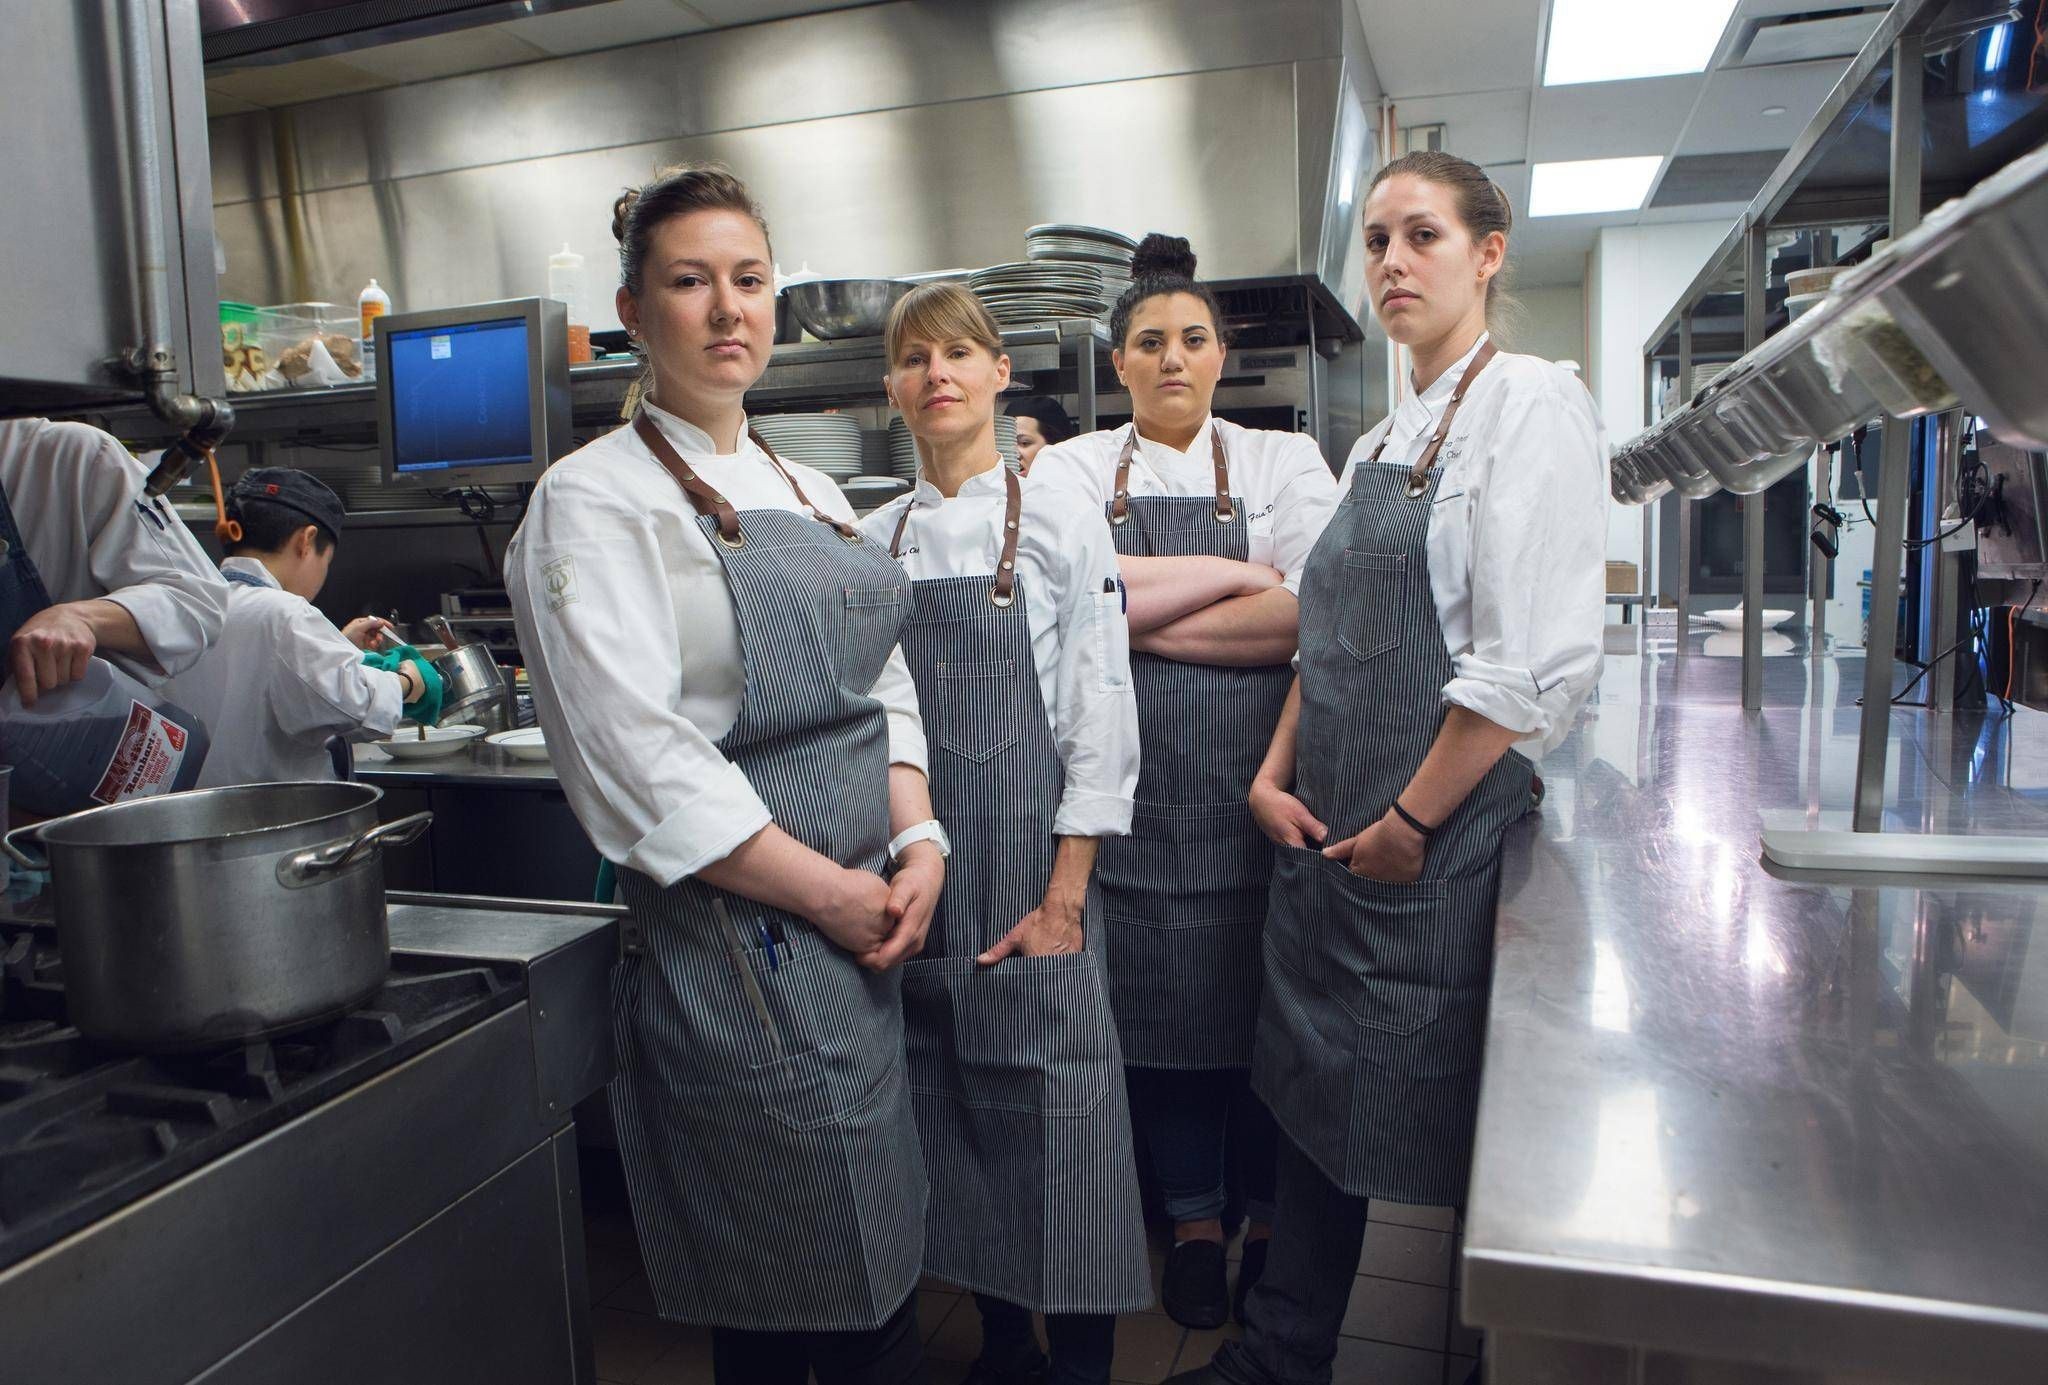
[783,278,914,340]
[3,782,431,1051]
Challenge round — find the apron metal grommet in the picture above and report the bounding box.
[990,592,1014,608]
[718,530,747,549]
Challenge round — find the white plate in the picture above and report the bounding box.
[375,724,485,759]
[1702,607,1795,630]
[486,728,551,762]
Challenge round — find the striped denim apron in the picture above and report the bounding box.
[886,472,1152,1314]
[1099,426,1294,1069]
[608,415,928,1331]
[1252,347,1530,1207]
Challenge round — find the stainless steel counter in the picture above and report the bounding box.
[1465,644,2048,1382]
[355,741,560,788]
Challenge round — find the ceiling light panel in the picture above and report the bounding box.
[1544,0,1742,86]
[1529,156,1666,216]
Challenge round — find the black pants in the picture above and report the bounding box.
[711,1294,926,1385]
[1125,1065,1279,1225]
[975,1293,1116,1385]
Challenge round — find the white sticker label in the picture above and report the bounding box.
[542,554,580,612]
[91,700,191,805]
[429,334,452,360]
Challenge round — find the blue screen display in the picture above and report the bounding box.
[388,317,533,473]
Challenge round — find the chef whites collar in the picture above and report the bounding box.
[229,468,346,538]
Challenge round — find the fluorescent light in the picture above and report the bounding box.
[1544,0,1741,86]
[1982,22,2011,73]
[1528,156,1665,217]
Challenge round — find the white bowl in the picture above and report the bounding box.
[375,724,485,759]
[1701,607,1794,630]
[485,728,551,763]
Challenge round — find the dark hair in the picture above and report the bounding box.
[225,499,335,557]
[1365,151,1519,336]
[611,162,772,298]
[1004,395,1076,446]
[1107,233,1228,349]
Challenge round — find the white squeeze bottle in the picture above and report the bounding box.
[358,278,392,379]
[548,244,591,363]
[0,658,212,816]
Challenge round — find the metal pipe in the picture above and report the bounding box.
[1811,444,1830,655]
[1852,32,1927,832]
[1928,409,1965,710]
[115,0,234,491]
[1741,222,1768,710]
[1676,316,1695,648]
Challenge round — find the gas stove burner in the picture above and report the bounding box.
[0,933,524,1271]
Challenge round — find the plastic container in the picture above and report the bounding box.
[547,245,593,364]
[0,658,211,817]
[358,279,391,379]
[257,302,361,388]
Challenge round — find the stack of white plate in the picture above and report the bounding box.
[841,476,911,515]
[750,413,864,479]
[886,416,1019,478]
[970,261,1117,327]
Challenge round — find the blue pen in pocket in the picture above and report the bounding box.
[758,921,780,969]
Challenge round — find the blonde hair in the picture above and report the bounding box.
[884,283,1004,365]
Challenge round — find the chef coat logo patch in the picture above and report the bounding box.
[542,555,579,612]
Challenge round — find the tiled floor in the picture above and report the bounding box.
[585,1155,1479,1385]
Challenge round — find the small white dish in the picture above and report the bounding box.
[375,724,485,759]
[486,728,550,762]
[1702,607,1794,631]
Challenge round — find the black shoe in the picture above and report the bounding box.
[1232,1236,1269,1323]
[963,1350,1048,1385]
[1162,1237,1230,1329]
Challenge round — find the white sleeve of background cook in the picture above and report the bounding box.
[266,602,406,740]
[1269,434,1341,595]
[67,431,228,679]
[1020,437,1109,511]
[1446,376,1608,743]
[1049,502,1138,837]
[509,471,770,886]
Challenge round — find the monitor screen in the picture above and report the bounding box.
[387,317,536,476]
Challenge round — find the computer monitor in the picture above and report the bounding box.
[376,297,570,487]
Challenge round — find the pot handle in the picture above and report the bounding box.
[277,811,434,887]
[2,821,50,871]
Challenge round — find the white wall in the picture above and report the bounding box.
[1510,284,1587,371]
[1586,219,1733,569]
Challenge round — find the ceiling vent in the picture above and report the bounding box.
[1727,6,1888,67]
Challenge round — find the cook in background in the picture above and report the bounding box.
[1169,150,1606,1385]
[163,468,441,787]
[1003,394,1077,474]
[506,163,941,1385]
[0,417,226,704]
[1028,235,1339,1330]
[861,284,1147,1385]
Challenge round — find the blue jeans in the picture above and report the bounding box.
[1125,1065,1278,1225]
[975,1294,1115,1385]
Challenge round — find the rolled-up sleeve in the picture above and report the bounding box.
[1446,378,1607,746]
[1049,504,1138,837]
[75,440,227,679]
[508,472,770,886]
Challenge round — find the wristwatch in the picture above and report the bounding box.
[888,819,951,864]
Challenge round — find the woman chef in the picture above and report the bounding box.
[1169,151,1607,1385]
[1030,235,1338,1328]
[507,164,942,1385]
[860,284,1147,1385]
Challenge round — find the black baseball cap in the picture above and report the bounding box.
[229,467,346,538]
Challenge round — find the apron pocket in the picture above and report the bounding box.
[1313,864,1459,1035]
[837,585,905,692]
[730,935,899,1132]
[1100,801,1274,918]
[902,953,1115,1117]
[931,658,1021,763]
[1337,550,1404,663]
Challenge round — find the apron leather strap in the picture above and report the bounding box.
[1110,422,1233,525]
[889,466,1024,608]
[633,410,865,546]
[1364,340,1499,498]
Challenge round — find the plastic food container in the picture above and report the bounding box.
[257,302,363,388]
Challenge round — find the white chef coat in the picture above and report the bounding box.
[1336,334,1607,759]
[860,460,1138,838]
[1028,416,1340,594]
[164,556,405,787]
[0,417,226,680]
[507,400,929,888]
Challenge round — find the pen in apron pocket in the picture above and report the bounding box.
[712,897,784,1056]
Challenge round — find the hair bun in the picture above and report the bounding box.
[1131,233,1198,281]
[611,188,640,245]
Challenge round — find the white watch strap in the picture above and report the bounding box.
[888,820,947,862]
